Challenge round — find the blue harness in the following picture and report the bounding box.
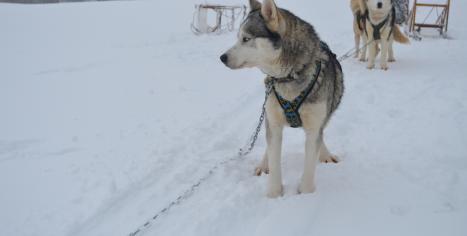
[272,60,322,128]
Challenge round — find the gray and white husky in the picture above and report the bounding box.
[221,0,344,198]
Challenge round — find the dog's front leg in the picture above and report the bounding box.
[388,39,395,62]
[255,118,270,176]
[354,34,360,58]
[359,35,368,61]
[367,40,377,69]
[299,129,321,194]
[380,39,389,70]
[266,124,283,198]
[354,26,361,58]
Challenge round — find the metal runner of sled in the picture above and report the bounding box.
[408,0,451,39]
[191,4,247,35]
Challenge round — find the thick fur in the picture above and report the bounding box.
[393,25,410,44]
[221,0,344,198]
[363,0,409,70]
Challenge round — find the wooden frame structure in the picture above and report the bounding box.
[409,0,451,37]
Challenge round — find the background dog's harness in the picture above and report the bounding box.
[365,7,396,41]
[356,10,367,32]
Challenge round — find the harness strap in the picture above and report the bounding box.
[370,16,388,40]
[320,41,341,71]
[321,41,341,113]
[366,7,396,41]
[363,9,369,37]
[356,10,365,32]
[273,61,322,128]
[387,6,396,40]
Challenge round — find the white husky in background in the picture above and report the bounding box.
[352,0,409,70]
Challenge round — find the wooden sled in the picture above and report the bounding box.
[408,0,451,39]
[191,4,247,35]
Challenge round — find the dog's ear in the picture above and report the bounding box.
[249,0,261,12]
[261,0,285,34]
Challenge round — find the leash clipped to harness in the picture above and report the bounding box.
[272,61,321,128]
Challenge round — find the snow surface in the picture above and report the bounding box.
[1,0,466,236]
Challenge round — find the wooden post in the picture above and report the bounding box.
[445,0,451,33]
[410,0,417,32]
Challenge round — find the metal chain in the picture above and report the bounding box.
[128,162,222,236]
[238,81,273,156]
[127,43,365,236]
[128,82,273,236]
[338,39,374,62]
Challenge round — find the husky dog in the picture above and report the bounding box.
[220,0,344,198]
[351,0,368,61]
[363,0,409,70]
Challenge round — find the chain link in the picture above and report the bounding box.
[238,81,273,156]
[338,39,374,62]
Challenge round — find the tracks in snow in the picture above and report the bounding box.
[69,85,267,236]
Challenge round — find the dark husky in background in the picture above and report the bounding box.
[221,0,344,198]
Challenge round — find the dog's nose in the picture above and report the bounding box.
[377,2,383,8]
[220,54,228,64]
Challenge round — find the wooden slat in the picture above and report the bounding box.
[415,3,448,8]
[199,4,244,10]
[414,23,444,28]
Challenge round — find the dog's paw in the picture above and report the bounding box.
[320,154,339,164]
[381,64,389,70]
[359,57,367,62]
[267,185,283,198]
[367,64,375,69]
[388,57,396,62]
[254,165,269,176]
[298,182,316,194]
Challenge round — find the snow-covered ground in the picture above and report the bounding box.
[1,0,466,236]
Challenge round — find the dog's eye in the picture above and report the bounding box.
[242,37,251,43]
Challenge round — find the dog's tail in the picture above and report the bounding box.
[393,25,410,44]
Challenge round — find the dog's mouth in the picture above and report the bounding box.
[369,11,389,21]
[237,62,250,68]
[226,61,250,70]
[373,11,386,16]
